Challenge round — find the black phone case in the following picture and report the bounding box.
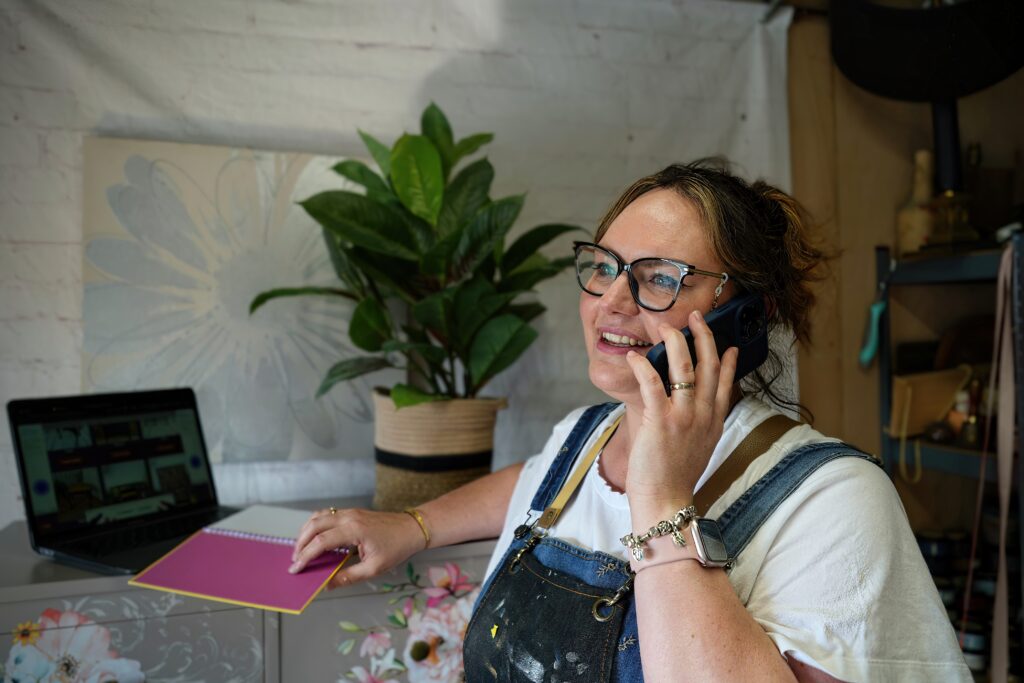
[645,293,769,385]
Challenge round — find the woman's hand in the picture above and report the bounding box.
[624,310,738,518]
[289,507,427,589]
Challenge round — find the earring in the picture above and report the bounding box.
[711,274,729,310]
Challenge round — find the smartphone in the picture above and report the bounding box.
[645,292,769,385]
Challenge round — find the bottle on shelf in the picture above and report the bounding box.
[896,149,936,257]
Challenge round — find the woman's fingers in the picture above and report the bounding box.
[328,557,379,589]
[716,347,739,419]
[686,310,722,411]
[659,322,695,386]
[626,349,671,418]
[292,509,338,562]
[290,522,346,574]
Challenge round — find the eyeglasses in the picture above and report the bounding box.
[572,241,729,312]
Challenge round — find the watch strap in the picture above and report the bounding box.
[629,524,700,572]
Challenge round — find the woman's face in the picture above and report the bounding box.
[579,188,732,403]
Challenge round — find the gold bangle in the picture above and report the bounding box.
[403,508,430,549]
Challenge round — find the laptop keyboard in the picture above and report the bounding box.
[65,510,226,557]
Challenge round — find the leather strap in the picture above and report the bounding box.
[537,414,623,529]
[989,245,1014,683]
[694,413,801,515]
[537,411,798,530]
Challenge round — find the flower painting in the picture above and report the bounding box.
[2,609,144,683]
[337,562,479,683]
[82,138,401,465]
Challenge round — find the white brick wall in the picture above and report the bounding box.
[0,0,791,529]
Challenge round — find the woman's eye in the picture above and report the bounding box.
[593,262,617,279]
[647,273,680,292]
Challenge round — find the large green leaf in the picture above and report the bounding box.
[468,315,538,390]
[420,103,456,179]
[391,383,446,409]
[358,130,392,178]
[437,159,493,239]
[317,356,393,397]
[452,195,525,279]
[502,223,582,275]
[302,191,421,261]
[508,302,546,323]
[497,256,574,293]
[332,160,394,203]
[453,133,494,164]
[452,279,517,351]
[346,248,424,303]
[411,289,455,342]
[349,298,392,352]
[419,231,460,278]
[390,134,444,226]
[321,228,367,297]
[249,286,356,315]
[381,339,446,365]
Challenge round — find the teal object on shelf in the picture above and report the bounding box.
[859,298,887,368]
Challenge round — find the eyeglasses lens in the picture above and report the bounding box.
[574,245,683,311]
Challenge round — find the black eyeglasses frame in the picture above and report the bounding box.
[572,241,729,313]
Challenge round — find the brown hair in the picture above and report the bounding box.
[595,158,830,419]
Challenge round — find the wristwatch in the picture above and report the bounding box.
[627,517,733,572]
[687,517,732,568]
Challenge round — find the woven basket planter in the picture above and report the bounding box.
[372,389,507,511]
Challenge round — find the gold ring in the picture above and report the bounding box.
[668,382,695,392]
[328,506,338,514]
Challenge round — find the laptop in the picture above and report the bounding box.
[7,388,237,575]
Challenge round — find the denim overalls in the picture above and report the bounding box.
[463,403,877,682]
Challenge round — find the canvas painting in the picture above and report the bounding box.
[83,137,399,464]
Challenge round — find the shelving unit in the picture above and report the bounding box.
[874,241,1020,482]
[874,234,1023,675]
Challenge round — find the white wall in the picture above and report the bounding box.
[0,0,792,528]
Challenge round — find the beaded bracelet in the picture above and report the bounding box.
[620,505,696,562]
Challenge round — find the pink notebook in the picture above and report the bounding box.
[129,506,349,614]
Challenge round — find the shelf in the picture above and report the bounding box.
[888,249,1003,285]
[882,437,998,482]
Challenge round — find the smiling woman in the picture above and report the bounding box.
[290,159,972,682]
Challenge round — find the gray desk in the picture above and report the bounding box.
[0,502,495,682]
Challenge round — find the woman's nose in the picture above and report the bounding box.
[598,272,639,315]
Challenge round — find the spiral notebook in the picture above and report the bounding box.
[129,505,350,614]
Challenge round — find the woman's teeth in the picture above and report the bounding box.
[601,332,651,347]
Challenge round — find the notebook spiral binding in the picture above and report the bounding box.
[203,527,294,546]
[203,526,348,554]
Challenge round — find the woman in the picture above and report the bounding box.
[290,161,969,682]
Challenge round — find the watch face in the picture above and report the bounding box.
[695,518,731,565]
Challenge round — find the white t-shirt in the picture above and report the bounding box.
[484,398,971,682]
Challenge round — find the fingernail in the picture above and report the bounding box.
[694,310,703,322]
[288,562,300,574]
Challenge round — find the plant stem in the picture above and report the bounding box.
[447,350,459,398]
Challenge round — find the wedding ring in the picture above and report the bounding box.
[328,506,338,514]
[668,382,696,392]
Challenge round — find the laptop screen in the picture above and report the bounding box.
[9,389,218,541]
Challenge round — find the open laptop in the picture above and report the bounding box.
[7,388,237,575]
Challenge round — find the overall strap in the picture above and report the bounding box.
[718,441,880,558]
[694,414,800,514]
[529,402,620,513]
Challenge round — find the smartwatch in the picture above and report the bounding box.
[688,517,732,568]
[628,518,733,572]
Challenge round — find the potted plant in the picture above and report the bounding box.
[251,103,580,510]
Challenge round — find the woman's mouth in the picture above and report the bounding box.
[598,331,653,354]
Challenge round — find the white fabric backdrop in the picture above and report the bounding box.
[0,0,793,524]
